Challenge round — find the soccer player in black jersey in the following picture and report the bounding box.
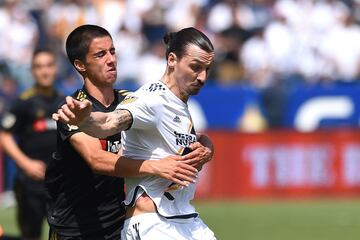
[0,48,63,240]
[46,25,213,239]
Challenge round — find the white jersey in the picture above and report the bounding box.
[117,81,198,222]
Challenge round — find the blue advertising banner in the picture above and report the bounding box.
[192,85,265,131]
[284,84,360,131]
[191,83,360,131]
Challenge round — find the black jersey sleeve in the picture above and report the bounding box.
[56,90,82,142]
[56,116,82,142]
[0,98,26,134]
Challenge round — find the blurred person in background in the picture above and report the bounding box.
[0,66,19,196]
[0,48,62,240]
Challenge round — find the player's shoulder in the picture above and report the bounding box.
[140,82,168,101]
[118,83,163,107]
[141,82,167,95]
[134,82,168,101]
[114,89,132,101]
[115,89,131,97]
[19,87,36,101]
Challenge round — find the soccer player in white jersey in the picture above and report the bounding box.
[53,27,216,239]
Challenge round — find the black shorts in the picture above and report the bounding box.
[48,228,122,240]
[14,178,47,238]
[48,229,82,240]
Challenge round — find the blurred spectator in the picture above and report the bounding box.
[0,0,39,90]
[92,0,126,36]
[240,27,274,88]
[46,0,98,45]
[136,39,166,86]
[164,0,209,31]
[319,4,360,81]
[140,0,167,44]
[113,25,146,85]
[213,26,245,85]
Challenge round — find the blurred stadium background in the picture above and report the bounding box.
[2,0,360,239]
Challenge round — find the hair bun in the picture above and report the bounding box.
[163,32,176,45]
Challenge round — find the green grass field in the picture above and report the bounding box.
[1,199,360,240]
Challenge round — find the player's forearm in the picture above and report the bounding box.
[0,132,31,168]
[89,153,151,177]
[88,151,123,176]
[114,156,152,177]
[80,109,132,139]
[79,111,115,138]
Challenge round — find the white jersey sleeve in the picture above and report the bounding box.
[115,91,157,130]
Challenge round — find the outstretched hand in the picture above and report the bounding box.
[52,96,93,126]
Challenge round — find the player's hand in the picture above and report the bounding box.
[151,155,198,187]
[182,142,213,171]
[52,96,92,126]
[22,159,46,180]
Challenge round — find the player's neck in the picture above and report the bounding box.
[84,81,114,107]
[160,74,189,103]
[35,84,54,97]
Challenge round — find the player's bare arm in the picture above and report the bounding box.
[80,109,132,138]
[116,155,198,187]
[53,96,132,138]
[0,131,46,180]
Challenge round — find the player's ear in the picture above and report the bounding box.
[74,59,86,73]
[168,52,177,68]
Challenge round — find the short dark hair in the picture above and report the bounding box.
[65,24,112,66]
[163,27,214,60]
[32,47,55,62]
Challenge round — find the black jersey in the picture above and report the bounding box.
[45,88,128,239]
[0,87,63,190]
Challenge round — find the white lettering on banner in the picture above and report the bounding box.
[342,144,360,186]
[244,144,334,188]
[294,96,353,132]
[245,145,271,187]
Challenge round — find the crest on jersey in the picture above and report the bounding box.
[120,95,138,105]
[76,90,87,101]
[36,109,45,118]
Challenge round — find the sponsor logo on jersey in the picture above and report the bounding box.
[174,131,196,147]
[33,118,57,132]
[36,109,45,118]
[100,139,121,153]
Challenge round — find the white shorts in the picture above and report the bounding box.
[121,213,216,240]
